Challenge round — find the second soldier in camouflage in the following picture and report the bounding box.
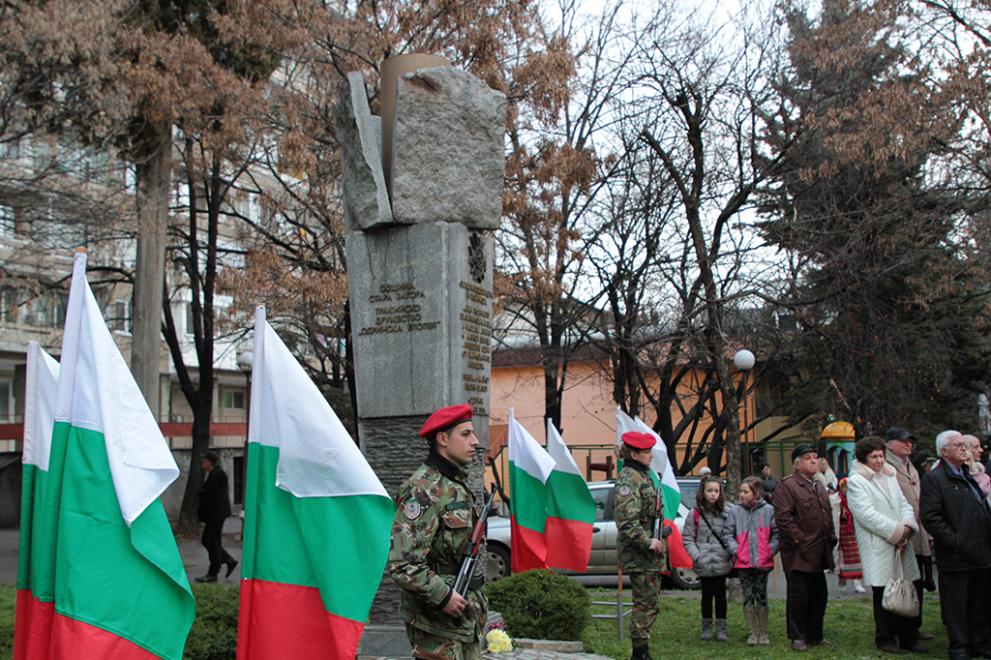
[615,430,666,660]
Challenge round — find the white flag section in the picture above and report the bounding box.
[56,251,180,524]
[249,306,388,499]
[22,341,59,471]
[508,408,556,484]
[546,418,582,476]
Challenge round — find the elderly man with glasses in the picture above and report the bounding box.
[921,430,991,660]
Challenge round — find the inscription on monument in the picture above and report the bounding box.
[358,282,440,336]
[459,280,492,415]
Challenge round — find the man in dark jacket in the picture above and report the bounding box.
[773,444,837,652]
[196,450,237,582]
[921,430,991,660]
[760,463,778,501]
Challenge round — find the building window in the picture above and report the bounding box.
[0,205,14,237]
[222,389,245,411]
[112,299,131,334]
[0,378,13,423]
[185,302,195,336]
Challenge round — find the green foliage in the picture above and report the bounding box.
[1,585,13,657]
[487,569,590,641]
[185,584,239,659]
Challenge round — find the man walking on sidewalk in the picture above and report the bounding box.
[196,450,238,582]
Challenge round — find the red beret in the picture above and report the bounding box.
[621,431,656,450]
[419,404,474,439]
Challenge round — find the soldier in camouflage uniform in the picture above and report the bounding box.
[615,430,666,660]
[388,404,488,660]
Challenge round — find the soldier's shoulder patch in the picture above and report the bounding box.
[403,500,423,520]
[618,485,632,496]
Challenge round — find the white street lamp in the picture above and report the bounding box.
[734,349,756,476]
[733,349,755,372]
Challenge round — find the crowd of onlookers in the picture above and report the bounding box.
[682,427,991,658]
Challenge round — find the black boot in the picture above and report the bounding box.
[632,641,653,660]
[922,556,936,592]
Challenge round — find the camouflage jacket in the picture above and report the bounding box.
[615,459,664,573]
[387,451,487,642]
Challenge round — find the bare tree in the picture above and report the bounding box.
[623,1,790,493]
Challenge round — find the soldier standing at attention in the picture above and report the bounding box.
[615,431,666,660]
[387,404,488,660]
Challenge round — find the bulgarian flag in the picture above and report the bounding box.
[16,251,195,660]
[507,410,594,573]
[616,408,692,569]
[237,307,393,660]
[544,419,596,572]
[14,342,59,660]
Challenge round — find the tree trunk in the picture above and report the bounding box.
[131,121,171,410]
[178,394,212,531]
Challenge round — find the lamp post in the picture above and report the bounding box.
[734,349,755,475]
[236,350,253,513]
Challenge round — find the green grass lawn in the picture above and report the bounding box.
[583,590,947,659]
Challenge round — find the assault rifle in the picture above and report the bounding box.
[453,485,496,595]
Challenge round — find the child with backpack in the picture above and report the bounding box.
[723,476,780,645]
[683,476,734,641]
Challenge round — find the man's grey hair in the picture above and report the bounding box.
[935,430,962,456]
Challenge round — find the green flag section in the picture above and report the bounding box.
[543,419,596,571]
[615,407,693,569]
[15,342,59,660]
[15,253,195,660]
[237,307,393,660]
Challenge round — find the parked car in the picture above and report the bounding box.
[486,477,702,589]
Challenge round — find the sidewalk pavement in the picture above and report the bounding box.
[0,516,246,588]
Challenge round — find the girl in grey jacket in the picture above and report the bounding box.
[683,476,733,641]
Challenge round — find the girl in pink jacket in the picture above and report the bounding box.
[722,476,780,646]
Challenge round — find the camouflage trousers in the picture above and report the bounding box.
[406,625,482,660]
[629,572,662,642]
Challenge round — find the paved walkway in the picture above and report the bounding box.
[0,518,246,587]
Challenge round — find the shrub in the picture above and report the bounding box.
[185,584,239,659]
[486,570,590,641]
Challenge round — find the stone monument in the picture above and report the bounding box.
[337,55,506,651]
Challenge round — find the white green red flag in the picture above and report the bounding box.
[237,307,393,660]
[615,407,692,569]
[14,342,59,660]
[16,252,195,660]
[543,419,596,571]
[507,410,595,572]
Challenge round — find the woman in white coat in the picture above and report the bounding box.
[846,436,925,655]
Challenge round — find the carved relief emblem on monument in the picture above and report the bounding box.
[468,232,486,284]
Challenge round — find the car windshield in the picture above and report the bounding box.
[678,480,700,509]
[591,487,609,522]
